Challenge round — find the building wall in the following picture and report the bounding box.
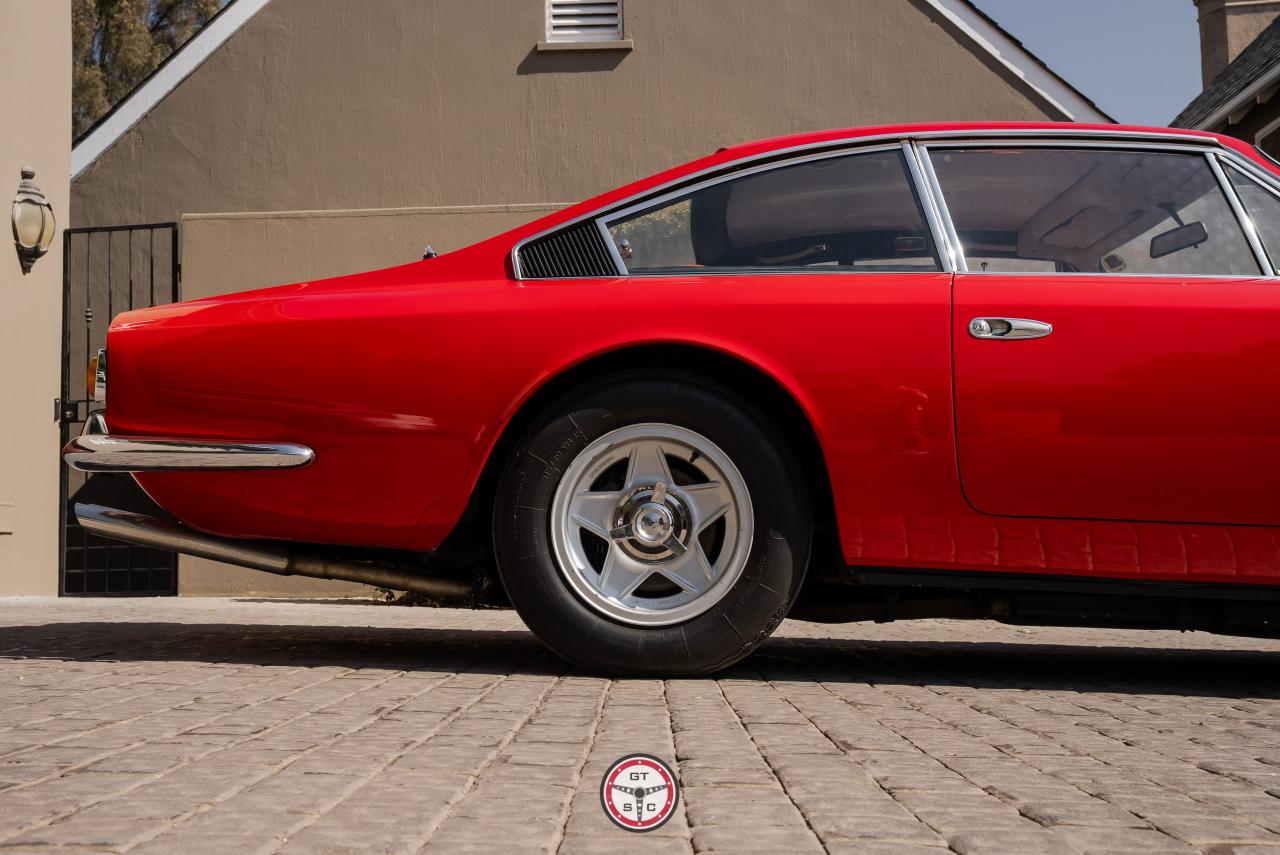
[177,203,560,596]
[73,0,1072,229]
[1195,0,1280,86]
[0,4,71,594]
[1213,90,1280,157]
[179,204,565,299]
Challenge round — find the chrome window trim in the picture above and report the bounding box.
[511,127,1265,281]
[901,141,957,274]
[915,145,967,273]
[1255,144,1280,170]
[1215,149,1280,272]
[1206,151,1274,276]
[919,139,1220,154]
[595,217,628,275]
[1219,149,1280,196]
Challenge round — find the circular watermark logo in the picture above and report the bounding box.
[599,753,679,832]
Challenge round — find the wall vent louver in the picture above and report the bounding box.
[546,1,623,43]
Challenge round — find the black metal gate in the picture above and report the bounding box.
[59,223,180,596]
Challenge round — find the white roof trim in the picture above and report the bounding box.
[923,0,1111,123]
[1192,62,1280,131]
[71,0,273,180]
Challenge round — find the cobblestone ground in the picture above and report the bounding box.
[0,599,1278,854]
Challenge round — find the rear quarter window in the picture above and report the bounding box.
[606,149,941,274]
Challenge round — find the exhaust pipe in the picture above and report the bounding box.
[74,503,474,600]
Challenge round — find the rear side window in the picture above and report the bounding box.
[930,147,1261,276]
[605,149,940,274]
[1224,163,1280,269]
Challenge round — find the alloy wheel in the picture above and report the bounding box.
[549,423,754,626]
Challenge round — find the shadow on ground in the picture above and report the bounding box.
[1,620,1277,698]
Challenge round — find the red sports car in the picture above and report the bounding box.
[65,122,1280,674]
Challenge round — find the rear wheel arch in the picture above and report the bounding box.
[445,343,841,596]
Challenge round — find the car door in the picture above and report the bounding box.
[928,142,1280,526]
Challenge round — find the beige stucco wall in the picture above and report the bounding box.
[176,203,559,596]
[0,4,71,594]
[73,0,1070,229]
[180,203,564,298]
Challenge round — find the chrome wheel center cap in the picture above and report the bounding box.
[632,503,674,544]
[611,485,691,563]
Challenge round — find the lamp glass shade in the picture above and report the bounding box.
[13,199,45,249]
[36,204,55,251]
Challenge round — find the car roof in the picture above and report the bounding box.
[712,121,1221,159]
[464,121,1271,273]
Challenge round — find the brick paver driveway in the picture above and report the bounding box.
[1,598,1278,854]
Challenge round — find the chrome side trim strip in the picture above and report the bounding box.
[509,128,1226,280]
[73,503,473,598]
[63,432,314,473]
[1208,151,1275,276]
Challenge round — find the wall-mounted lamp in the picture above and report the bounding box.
[11,166,55,274]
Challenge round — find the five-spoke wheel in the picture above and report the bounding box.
[551,424,753,625]
[494,374,811,675]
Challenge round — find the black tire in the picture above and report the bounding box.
[493,373,811,675]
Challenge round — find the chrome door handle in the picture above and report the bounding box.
[968,317,1053,340]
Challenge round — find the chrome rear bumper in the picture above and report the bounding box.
[63,416,314,473]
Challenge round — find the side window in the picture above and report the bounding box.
[929,147,1261,276]
[605,150,940,274]
[1224,163,1280,269]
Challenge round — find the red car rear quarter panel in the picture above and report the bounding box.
[114,270,962,556]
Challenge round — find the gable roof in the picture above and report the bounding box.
[70,0,1111,180]
[71,0,273,179]
[1173,14,1280,130]
[928,0,1112,123]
